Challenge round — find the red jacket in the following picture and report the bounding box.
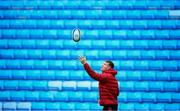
[84,63,119,106]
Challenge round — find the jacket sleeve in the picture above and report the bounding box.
[83,63,107,82]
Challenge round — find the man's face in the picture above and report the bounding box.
[101,62,111,71]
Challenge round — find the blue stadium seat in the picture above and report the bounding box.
[141,30,154,39]
[134,103,149,111]
[141,10,156,19]
[127,50,141,59]
[10,20,24,28]
[0,20,9,28]
[21,40,36,48]
[70,50,85,60]
[172,93,180,102]
[116,71,127,80]
[140,50,155,59]
[134,40,148,49]
[162,20,176,29]
[26,70,40,80]
[91,81,98,91]
[71,10,85,19]
[164,103,180,111]
[12,70,26,79]
[54,92,68,101]
[24,20,36,28]
[51,20,64,28]
[164,82,179,92]
[14,49,28,59]
[8,39,21,48]
[119,20,133,29]
[0,49,13,59]
[84,50,98,59]
[36,40,49,48]
[141,71,156,81]
[156,71,171,81]
[113,50,127,59]
[84,30,98,39]
[0,70,12,79]
[149,103,164,111]
[60,102,75,110]
[17,102,31,110]
[156,93,171,103]
[133,1,147,9]
[32,102,46,110]
[0,91,10,100]
[133,20,147,29]
[155,10,169,19]
[33,81,47,90]
[20,60,34,69]
[55,70,69,80]
[62,81,76,91]
[69,71,83,80]
[2,30,16,38]
[158,30,170,41]
[90,103,102,110]
[78,20,91,29]
[30,29,43,39]
[163,61,178,70]
[92,40,106,49]
[106,40,120,49]
[98,50,113,59]
[149,81,163,91]
[3,102,16,110]
[113,30,127,39]
[48,60,63,69]
[99,30,112,39]
[27,49,42,59]
[118,92,127,102]
[39,91,53,101]
[77,81,91,91]
[119,60,134,70]
[68,91,83,102]
[25,91,39,101]
[148,20,161,29]
[0,60,6,69]
[163,40,177,49]
[18,80,32,90]
[56,50,70,59]
[83,92,98,102]
[142,93,156,102]
[134,61,148,70]
[127,30,141,39]
[171,72,180,81]
[126,71,141,80]
[0,81,3,90]
[170,51,180,59]
[106,20,119,29]
[46,102,60,110]
[49,40,63,49]
[4,80,18,90]
[63,60,77,70]
[40,70,55,80]
[0,40,8,48]
[6,60,20,69]
[127,92,141,102]
[92,20,106,29]
[91,60,104,70]
[37,20,50,29]
[120,81,134,91]
[119,103,134,111]
[48,81,62,90]
[155,50,169,59]
[149,61,163,70]
[127,10,140,19]
[75,102,90,110]
[134,81,149,91]
[43,30,57,39]
[10,91,24,101]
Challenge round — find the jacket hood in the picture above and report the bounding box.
[103,68,117,75]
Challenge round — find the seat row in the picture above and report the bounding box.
[0,70,179,81]
[0,91,179,103]
[0,80,179,92]
[1,102,180,111]
[0,10,170,19]
[0,49,179,60]
[0,0,178,10]
[0,39,179,50]
[1,20,179,29]
[0,59,179,70]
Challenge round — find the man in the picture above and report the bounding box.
[79,56,119,111]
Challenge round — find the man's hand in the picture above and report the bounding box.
[79,56,87,65]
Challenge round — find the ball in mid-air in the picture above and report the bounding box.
[72,28,81,42]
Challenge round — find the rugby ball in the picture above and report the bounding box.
[72,28,81,42]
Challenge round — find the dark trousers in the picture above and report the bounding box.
[103,105,118,111]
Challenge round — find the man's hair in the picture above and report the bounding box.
[105,60,114,68]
